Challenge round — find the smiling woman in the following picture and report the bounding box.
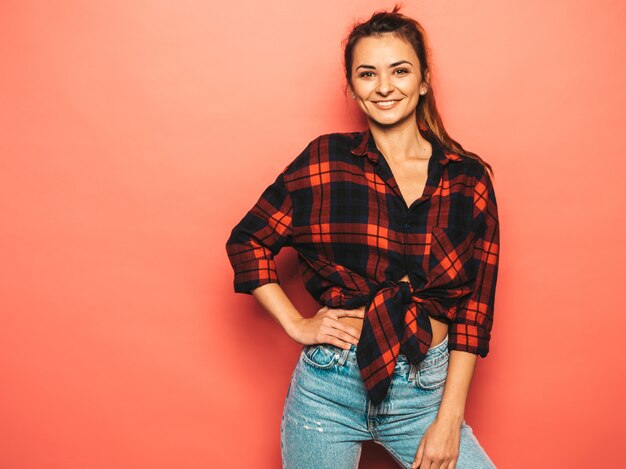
[225,3,500,469]
[351,39,426,126]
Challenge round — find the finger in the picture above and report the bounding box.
[324,330,358,349]
[334,307,366,318]
[326,337,353,350]
[412,440,425,469]
[329,320,361,342]
[317,306,329,314]
[318,330,353,350]
[323,308,340,318]
[322,310,361,338]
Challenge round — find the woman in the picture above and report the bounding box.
[226,5,500,469]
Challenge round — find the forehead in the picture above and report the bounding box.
[352,33,418,65]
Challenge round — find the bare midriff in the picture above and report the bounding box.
[337,273,449,350]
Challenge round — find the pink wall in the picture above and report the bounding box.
[1,1,624,467]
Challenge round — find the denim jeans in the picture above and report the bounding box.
[280,334,497,468]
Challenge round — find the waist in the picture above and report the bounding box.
[337,314,449,349]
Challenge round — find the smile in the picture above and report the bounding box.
[372,99,402,110]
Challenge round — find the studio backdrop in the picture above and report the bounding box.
[1,1,624,468]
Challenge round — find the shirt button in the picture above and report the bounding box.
[404,223,410,230]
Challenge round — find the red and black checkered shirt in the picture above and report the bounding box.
[225,125,500,405]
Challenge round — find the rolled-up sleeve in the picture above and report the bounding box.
[448,166,500,356]
[225,169,294,294]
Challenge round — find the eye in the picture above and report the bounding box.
[394,68,410,75]
[359,71,375,78]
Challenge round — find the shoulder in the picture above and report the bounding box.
[446,152,492,185]
[306,130,363,156]
[282,130,362,174]
[320,130,363,148]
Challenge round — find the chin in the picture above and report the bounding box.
[377,118,400,127]
[369,113,412,128]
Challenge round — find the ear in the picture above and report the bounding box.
[347,83,356,98]
[423,68,430,85]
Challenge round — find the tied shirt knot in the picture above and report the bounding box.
[355,277,436,406]
[380,278,413,304]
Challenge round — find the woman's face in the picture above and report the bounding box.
[350,33,428,127]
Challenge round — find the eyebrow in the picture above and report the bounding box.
[356,60,413,71]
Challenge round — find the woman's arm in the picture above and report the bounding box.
[437,350,477,424]
[438,165,501,422]
[411,166,500,468]
[411,351,477,468]
[252,282,364,347]
[225,139,363,348]
[250,282,304,338]
[225,171,295,295]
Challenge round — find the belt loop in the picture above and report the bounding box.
[409,363,416,382]
[337,347,349,366]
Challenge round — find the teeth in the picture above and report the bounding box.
[377,100,397,105]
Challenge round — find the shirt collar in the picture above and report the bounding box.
[349,126,463,165]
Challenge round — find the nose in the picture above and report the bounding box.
[376,73,394,95]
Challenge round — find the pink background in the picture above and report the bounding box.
[1,1,625,467]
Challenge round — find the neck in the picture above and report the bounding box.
[368,117,431,163]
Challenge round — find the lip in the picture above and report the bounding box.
[372,99,402,110]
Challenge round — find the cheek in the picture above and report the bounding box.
[398,77,420,92]
[356,100,369,114]
[353,80,375,96]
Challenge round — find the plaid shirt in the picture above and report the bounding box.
[225,126,500,405]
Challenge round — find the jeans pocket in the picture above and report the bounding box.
[301,344,339,369]
[414,355,449,389]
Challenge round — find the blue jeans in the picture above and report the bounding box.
[280,335,497,468]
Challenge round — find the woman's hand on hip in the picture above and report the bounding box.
[289,305,365,349]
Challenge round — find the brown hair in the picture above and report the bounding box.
[342,3,494,176]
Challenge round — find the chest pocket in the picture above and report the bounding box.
[427,226,477,288]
